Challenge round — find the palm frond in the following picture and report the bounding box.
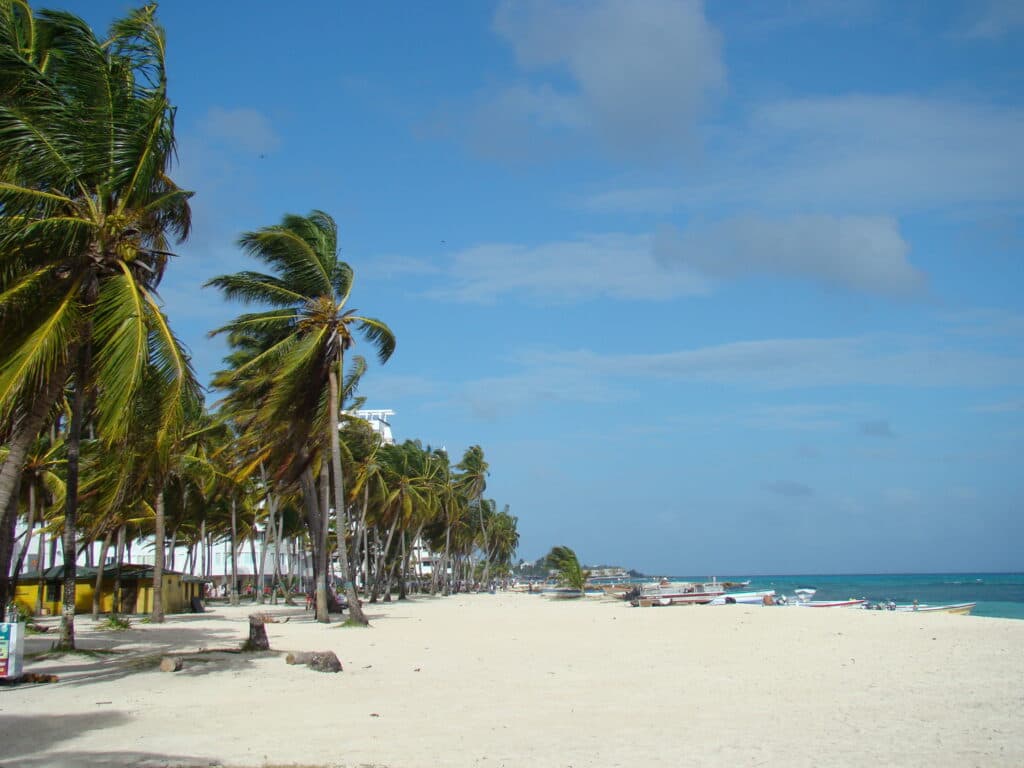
[353,315,396,364]
[92,265,148,440]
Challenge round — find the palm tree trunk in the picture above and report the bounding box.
[35,523,47,615]
[248,534,258,600]
[441,522,452,595]
[256,475,275,604]
[360,485,370,595]
[0,363,68,525]
[230,498,239,606]
[92,528,112,618]
[112,525,125,614]
[152,483,166,622]
[272,514,284,604]
[319,463,332,619]
[199,518,206,579]
[328,364,368,625]
[0,494,19,609]
[300,465,329,622]
[58,339,91,651]
[372,513,400,601]
[167,525,177,571]
[11,482,38,595]
[398,533,408,600]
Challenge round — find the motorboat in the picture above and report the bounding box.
[708,590,776,605]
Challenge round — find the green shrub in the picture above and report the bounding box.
[96,614,131,631]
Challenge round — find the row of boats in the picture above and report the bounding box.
[518,579,976,615]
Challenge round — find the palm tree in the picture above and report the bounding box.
[545,546,589,594]
[0,4,194,649]
[207,210,395,624]
[486,505,519,578]
[456,446,490,582]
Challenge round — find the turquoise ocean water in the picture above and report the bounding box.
[663,573,1024,620]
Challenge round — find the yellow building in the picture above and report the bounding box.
[13,564,207,616]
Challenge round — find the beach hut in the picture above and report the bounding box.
[12,564,208,616]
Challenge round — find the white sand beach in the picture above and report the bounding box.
[2,593,1022,768]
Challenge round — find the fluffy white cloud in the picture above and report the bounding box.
[476,0,724,158]
[654,214,923,296]
[583,96,1024,214]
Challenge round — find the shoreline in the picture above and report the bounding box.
[2,593,1022,767]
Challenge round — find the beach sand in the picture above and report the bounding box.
[1,593,1022,767]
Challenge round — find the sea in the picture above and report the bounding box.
[663,573,1024,620]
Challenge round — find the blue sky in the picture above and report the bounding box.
[65,0,1023,574]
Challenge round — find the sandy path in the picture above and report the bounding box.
[1,593,1022,767]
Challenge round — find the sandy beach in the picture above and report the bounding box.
[1,593,1022,767]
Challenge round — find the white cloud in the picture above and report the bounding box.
[477,0,724,159]
[430,233,708,303]
[582,96,1024,214]
[199,107,280,154]
[654,214,923,296]
[440,331,1024,420]
[513,333,1024,389]
[431,214,920,303]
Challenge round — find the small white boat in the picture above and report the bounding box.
[709,590,776,605]
[894,602,976,615]
[800,598,868,608]
[630,580,727,607]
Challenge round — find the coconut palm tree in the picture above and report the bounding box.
[485,505,519,578]
[0,4,194,649]
[455,446,490,582]
[207,210,395,625]
[545,546,589,594]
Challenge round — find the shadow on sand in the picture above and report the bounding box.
[0,712,216,767]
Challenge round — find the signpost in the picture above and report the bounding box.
[0,622,25,679]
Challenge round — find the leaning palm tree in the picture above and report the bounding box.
[545,546,589,595]
[0,4,195,649]
[207,210,395,625]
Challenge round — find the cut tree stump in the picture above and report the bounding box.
[244,614,271,651]
[159,656,183,672]
[284,650,342,673]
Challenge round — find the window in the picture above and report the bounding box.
[46,582,60,602]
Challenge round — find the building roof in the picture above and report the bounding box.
[15,563,199,582]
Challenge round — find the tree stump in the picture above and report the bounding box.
[284,650,342,673]
[245,614,271,651]
[159,656,183,672]
[307,651,342,673]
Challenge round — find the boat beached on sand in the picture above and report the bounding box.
[629,579,727,607]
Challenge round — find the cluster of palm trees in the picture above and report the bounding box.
[0,2,518,649]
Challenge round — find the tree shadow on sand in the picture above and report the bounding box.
[0,712,214,767]
[21,622,272,688]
